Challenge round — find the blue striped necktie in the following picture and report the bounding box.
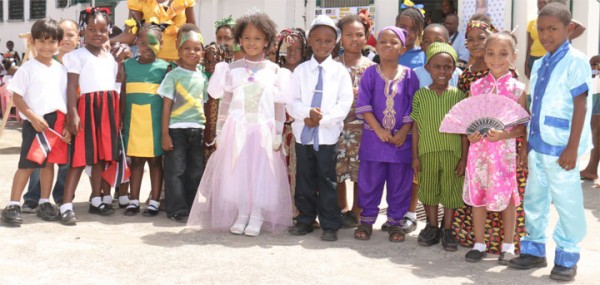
[300,66,323,151]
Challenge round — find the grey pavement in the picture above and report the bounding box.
[0,121,599,284]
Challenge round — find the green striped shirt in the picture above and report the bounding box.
[411,87,465,157]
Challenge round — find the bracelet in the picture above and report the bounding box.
[205,139,216,147]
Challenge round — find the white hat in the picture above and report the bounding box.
[307,15,341,43]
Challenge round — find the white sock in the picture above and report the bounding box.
[90,197,102,207]
[404,211,417,220]
[39,198,50,204]
[149,200,159,209]
[129,199,140,207]
[8,201,20,206]
[119,195,130,205]
[473,242,487,252]
[102,195,112,205]
[502,243,515,254]
[60,203,73,214]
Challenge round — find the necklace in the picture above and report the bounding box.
[244,56,263,82]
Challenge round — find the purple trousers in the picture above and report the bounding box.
[358,160,413,226]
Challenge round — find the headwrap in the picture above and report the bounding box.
[275,28,308,66]
[215,15,235,29]
[378,26,407,46]
[426,42,457,64]
[179,31,204,48]
[465,20,497,38]
[357,9,374,33]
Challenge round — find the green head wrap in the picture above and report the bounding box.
[426,42,457,64]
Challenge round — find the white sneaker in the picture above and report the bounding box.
[244,216,263,237]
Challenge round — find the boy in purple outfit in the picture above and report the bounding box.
[353,26,419,242]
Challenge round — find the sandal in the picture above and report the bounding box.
[354,224,373,241]
[388,225,406,242]
[142,205,159,217]
[123,204,140,216]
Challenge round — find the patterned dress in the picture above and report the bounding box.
[335,56,374,182]
[453,66,527,254]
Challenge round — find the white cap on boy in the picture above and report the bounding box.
[307,15,341,43]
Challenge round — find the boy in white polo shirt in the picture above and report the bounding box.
[1,18,70,226]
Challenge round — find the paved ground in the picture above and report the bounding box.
[0,121,599,284]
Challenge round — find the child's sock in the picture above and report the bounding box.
[119,195,130,205]
[90,197,102,207]
[473,242,486,252]
[129,199,140,207]
[149,200,159,209]
[404,211,417,221]
[102,195,112,205]
[59,203,73,214]
[502,243,515,254]
[7,201,20,206]
[38,198,50,204]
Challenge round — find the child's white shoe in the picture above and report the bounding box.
[244,216,263,237]
[230,215,249,235]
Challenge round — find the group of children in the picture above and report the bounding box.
[0,2,593,282]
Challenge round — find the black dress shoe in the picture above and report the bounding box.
[169,213,188,223]
[441,228,457,251]
[123,204,140,216]
[60,210,77,225]
[1,205,23,226]
[36,202,58,221]
[508,254,548,269]
[88,203,115,216]
[288,222,314,236]
[142,206,159,217]
[321,229,338,241]
[465,249,486,262]
[550,264,577,281]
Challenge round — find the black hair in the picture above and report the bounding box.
[397,7,425,37]
[31,18,63,42]
[78,7,112,33]
[444,13,459,22]
[539,2,572,26]
[469,13,493,24]
[485,31,518,52]
[423,23,450,41]
[275,28,309,67]
[337,15,368,36]
[139,24,164,42]
[233,11,278,52]
[216,25,233,35]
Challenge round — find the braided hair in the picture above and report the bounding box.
[78,7,112,34]
[397,7,425,40]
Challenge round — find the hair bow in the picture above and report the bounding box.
[214,15,235,29]
[84,7,111,15]
[124,17,139,35]
[401,0,425,15]
[358,9,374,32]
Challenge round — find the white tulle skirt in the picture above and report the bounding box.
[187,119,293,233]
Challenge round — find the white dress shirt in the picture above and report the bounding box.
[451,31,470,63]
[286,55,353,145]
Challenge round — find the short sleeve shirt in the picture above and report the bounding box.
[62,48,118,93]
[411,87,465,157]
[157,66,207,128]
[528,19,547,57]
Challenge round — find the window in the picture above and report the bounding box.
[57,0,68,9]
[0,0,4,22]
[30,0,46,19]
[8,0,24,20]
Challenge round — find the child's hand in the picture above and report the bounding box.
[68,113,81,136]
[30,114,49,132]
[304,117,319,128]
[558,145,578,171]
[61,128,71,144]
[162,133,174,151]
[455,158,466,176]
[486,129,507,142]
[375,128,393,143]
[412,157,421,174]
[390,132,407,147]
[467,131,483,143]
[309,108,322,122]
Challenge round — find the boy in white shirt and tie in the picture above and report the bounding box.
[286,15,353,241]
